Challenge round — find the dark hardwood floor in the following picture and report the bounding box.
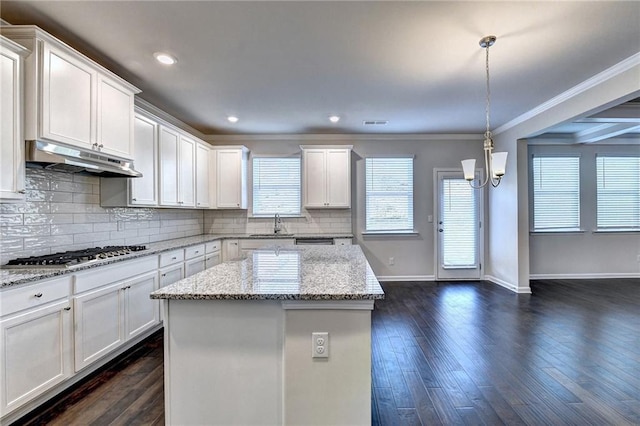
[13,279,640,425]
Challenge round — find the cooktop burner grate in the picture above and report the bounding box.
[4,245,147,268]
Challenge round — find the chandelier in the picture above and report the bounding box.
[461,35,508,188]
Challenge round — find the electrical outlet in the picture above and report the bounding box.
[389,257,395,266]
[312,332,329,358]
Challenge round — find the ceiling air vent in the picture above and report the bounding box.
[363,120,388,126]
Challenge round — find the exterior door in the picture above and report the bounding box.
[435,170,483,280]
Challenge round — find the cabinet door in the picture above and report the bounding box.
[223,240,240,262]
[160,263,184,288]
[303,149,327,208]
[179,135,195,207]
[97,76,134,159]
[325,149,351,207]
[216,149,243,208]
[42,43,95,148]
[130,114,158,206]
[159,126,180,206]
[0,300,72,415]
[195,143,211,208]
[73,283,124,372]
[205,252,221,269]
[124,271,159,341]
[185,256,205,277]
[0,46,25,201]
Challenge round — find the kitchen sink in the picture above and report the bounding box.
[249,233,294,237]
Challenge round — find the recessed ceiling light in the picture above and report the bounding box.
[154,52,177,65]
[329,115,340,123]
[227,116,239,123]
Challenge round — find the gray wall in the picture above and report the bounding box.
[211,135,483,280]
[0,168,203,264]
[528,143,640,278]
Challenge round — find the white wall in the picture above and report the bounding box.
[209,135,483,280]
[528,143,640,278]
[489,55,640,292]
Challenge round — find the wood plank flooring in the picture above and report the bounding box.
[12,278,640,425]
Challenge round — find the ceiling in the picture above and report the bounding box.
[1,1,639,138]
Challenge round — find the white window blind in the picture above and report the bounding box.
[597,156,640,230]
[365,157,414,231]
[441,178,478,268]
[252,157,301,216]
[532,156,580,231]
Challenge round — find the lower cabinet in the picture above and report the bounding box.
[73,261,159,372]
[0,299,73,416]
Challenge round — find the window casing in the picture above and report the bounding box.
[596,155,640,230]
[252,157,301,216]
[532,156,581,231]
[365,157,414,232]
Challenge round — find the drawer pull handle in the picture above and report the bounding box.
[34,293,43,298]
[64,307,71,311]
[172,257,177,260]
[195,250,199,254]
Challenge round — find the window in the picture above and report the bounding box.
[252,157,301,216]
[532,156,580,231]
[365,157,414,232]
[596,155,640,230]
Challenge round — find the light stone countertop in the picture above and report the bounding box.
[150,245,384,301]
[0,233,354,288]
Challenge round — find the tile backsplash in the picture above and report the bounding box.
[0,169,203,264]
[0,169,353,264]
[204,209,352,235]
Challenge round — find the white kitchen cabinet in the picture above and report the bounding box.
[0,36,28,202]
[0,276,73,418]
[223,239,240,261]
[301,145,352,208]
[195,142,212,208]
[184,244,205,277]
[73,257,158,372]
[205,240,221,269]
[0,299,73,417]
[0,26,139,158]
[334,238,353,246]
[159,126,196,208]
[129,113,159,205]
[216,146,249,209]
[160,263,184,288]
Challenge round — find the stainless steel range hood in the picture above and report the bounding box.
[25,140,142,178]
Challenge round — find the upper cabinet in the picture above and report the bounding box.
[216,146,249,209]
[0,36,29,202]
[195,143,212,209]
[0,26,139,159]
[301,145,352,208]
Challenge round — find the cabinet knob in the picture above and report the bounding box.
[64,307,71,311]
[34,293,43,298]
[195,250,199,254]
[171,256,177,260]
[92,143,99,149]
[162,273,167,277]
[132,198,137,201]
[98,144,104,149]
[17,189,26,194]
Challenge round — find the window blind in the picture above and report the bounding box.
[596,156,640,229]
[441,178,477,268]
[252,157,301,216]
[532,156,580,231]
[365,157,414,231]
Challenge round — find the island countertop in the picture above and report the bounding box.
[150,245,384,301]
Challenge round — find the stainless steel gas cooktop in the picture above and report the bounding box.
[4,245,147,269]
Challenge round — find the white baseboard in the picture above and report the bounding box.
[484,275,531,294]
[530,272,640,280]
[376,275,435,282]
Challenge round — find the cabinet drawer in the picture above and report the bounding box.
[206,240,221,253]
[185,244,205,259]
[159,250,185,268]
[1,276,72,317]
[74,256,157,294]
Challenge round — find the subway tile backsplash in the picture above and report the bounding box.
[0,169,353,265]
[0,169,202,264]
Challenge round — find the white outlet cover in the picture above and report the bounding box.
[312,332,329,358]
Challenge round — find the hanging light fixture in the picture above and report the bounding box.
[461,35,508,188]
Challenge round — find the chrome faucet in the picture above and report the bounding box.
[274,213,282,234]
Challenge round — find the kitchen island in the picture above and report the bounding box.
[151,245,383,426]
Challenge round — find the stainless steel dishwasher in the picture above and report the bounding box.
[295,237,334,245]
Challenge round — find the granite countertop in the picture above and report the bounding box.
[150,245,383,301]
[0,233,354,288]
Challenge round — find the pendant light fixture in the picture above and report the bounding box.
[461,35,508,188]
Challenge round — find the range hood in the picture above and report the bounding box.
[25,140,142,178]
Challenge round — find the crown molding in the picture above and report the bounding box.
[495,52,640,136]
[135,98,207,140]
[205,133,482,143]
